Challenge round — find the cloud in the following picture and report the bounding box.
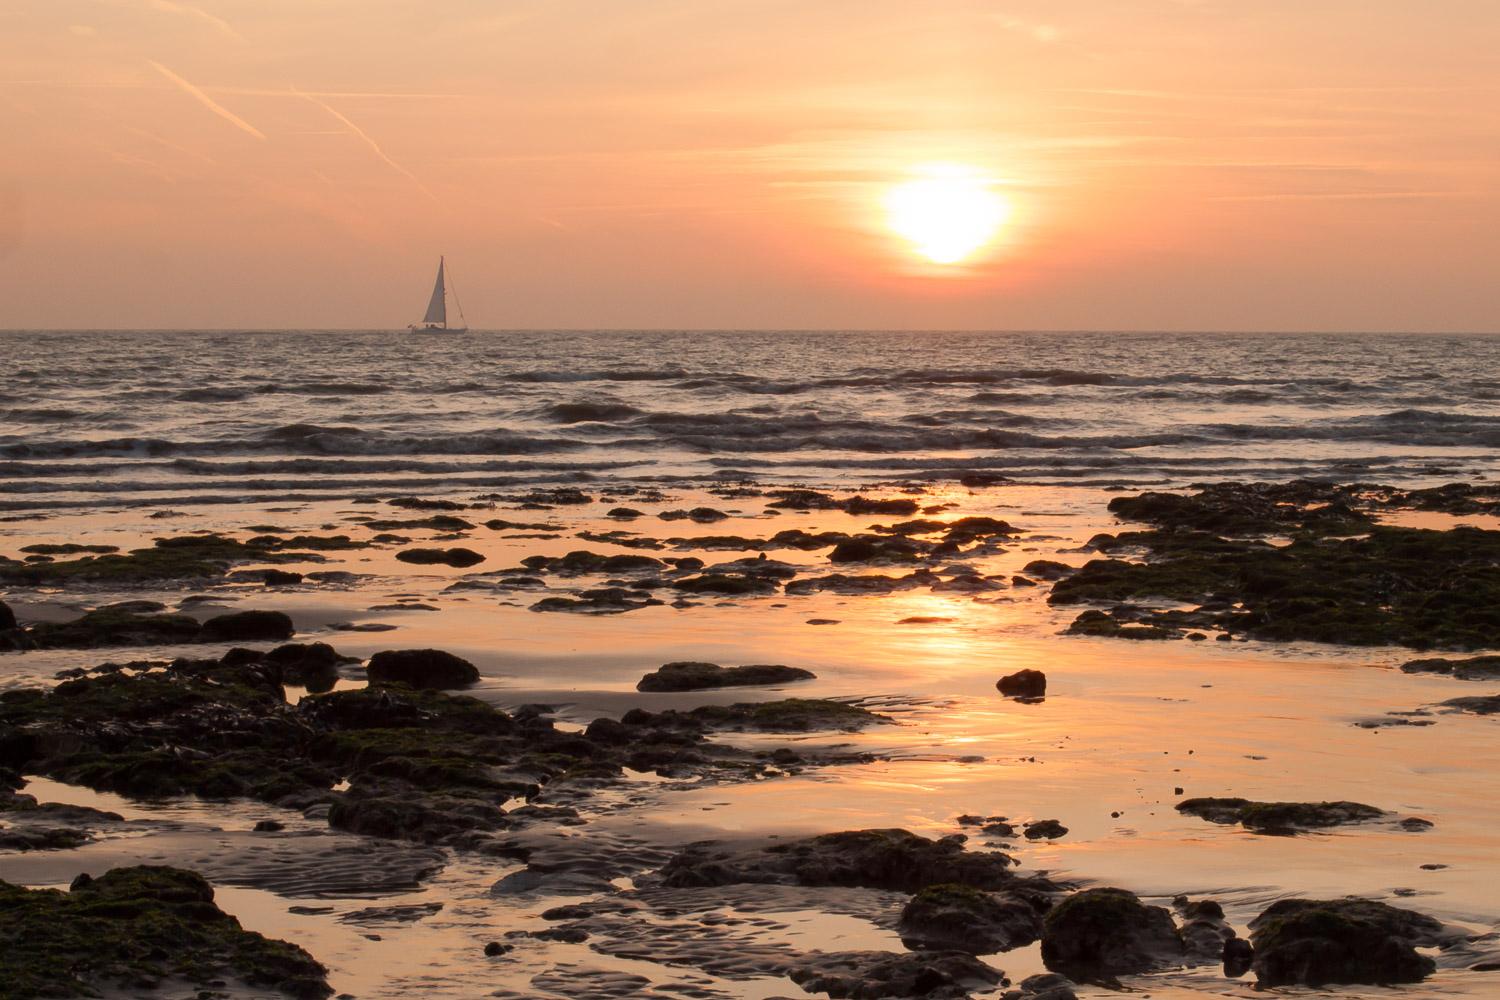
[992,13,1060,43]
[148,60,266,139]
[294,88,438,201]
[97,0,245,41]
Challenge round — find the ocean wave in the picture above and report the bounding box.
[252,381,392,396]
[176,387,250,402]
[3,407,85,422]
[0,428,595,460]
[507,368,689,383]
[541,401,645,423]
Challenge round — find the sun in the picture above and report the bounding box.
[884,163,1011,265]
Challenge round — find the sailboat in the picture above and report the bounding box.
[409,256,468,332]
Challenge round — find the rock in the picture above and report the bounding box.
[490,867,617,897]
[28,607,204,649]
[658,507,729,523]
[829,535,926,564]
[898,883,1046,953]
[365,649,480,690]
[787,948,1001,998]
[659,828,1058,894]
[1023,819,1067,840]
[1176,797,1385,834]
[1248,897,1445,986]
[0,826,93,851]
[0,866,331,998]
[253,819,285,832]
[635,661,816,692]
[0,600,14,631]
[483,940,511,956]
[1401,654,1500,680]
[1441,694,1500,715]
[1020,561,1074,581]
[1041,887,1183,979]
[261,569,304,586]
[1223,937,1254,977]
[264,642,350,691]
[626,699,891,733]
[997,670,1046,699]
[200,610,296,642]
[1175,897,1242,966]
[1051,483,1500,650]
[670,573,779,596]
[395,547,486,568]
[843,496,921,516]
[1002,973,1079,1000]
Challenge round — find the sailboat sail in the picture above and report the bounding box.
[422,258,447,326]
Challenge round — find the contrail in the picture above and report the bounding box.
[294,88,438,201]
[149,60,265,139]
[144,0,244,41]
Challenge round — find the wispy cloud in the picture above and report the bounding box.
[294,88,438,201]
[98,0,245,41]
[125,125,218,165]
[148,60,265,139]
[992,14,1060,43]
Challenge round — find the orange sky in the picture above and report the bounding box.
[2,1,1498,331]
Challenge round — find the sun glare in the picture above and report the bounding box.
[884,164,1011,265]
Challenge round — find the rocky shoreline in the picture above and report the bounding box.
[2,480,1498,998]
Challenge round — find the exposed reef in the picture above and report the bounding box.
[1050,481,1500,649]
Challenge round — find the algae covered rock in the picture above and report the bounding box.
[396,547,486,568]
[1052,484,1500,649]
[625,698,890,733]
[898,882,1046,954]
[635,661,815,692]
[0,865,331,999]
[1401,654,1500,680]
[1041,887,1183,980]
[660,827,1057,894]
[1176,797,1385,834]
[200,609,296,642]
[787,948,1001,998]
[365,648,480,690]
[29,605,203,649]
[1248,897,1445,986]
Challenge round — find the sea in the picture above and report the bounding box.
[3,330,1498,513]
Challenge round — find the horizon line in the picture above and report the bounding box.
[1,327,1498,336]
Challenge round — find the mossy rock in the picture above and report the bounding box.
[636,661,815,692]
[1249,897,1443,986]
[1041,887,1183,980]
[687,698,892,732]
[1051,485,1500,650]
[1177,797,1385,834]
[898,882,1046,953]
[0,866,331,999]
[0,535,291,585]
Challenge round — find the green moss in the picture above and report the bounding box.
[18,544,120,555]
[0,866,331,999]
[690,698,893,732]
[1177,797,1385,833]
[1053,488,1500,649]
[1249,898,1438,986]
[0,535,290,585]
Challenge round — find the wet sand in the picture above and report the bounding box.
[3,482,1499,998]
